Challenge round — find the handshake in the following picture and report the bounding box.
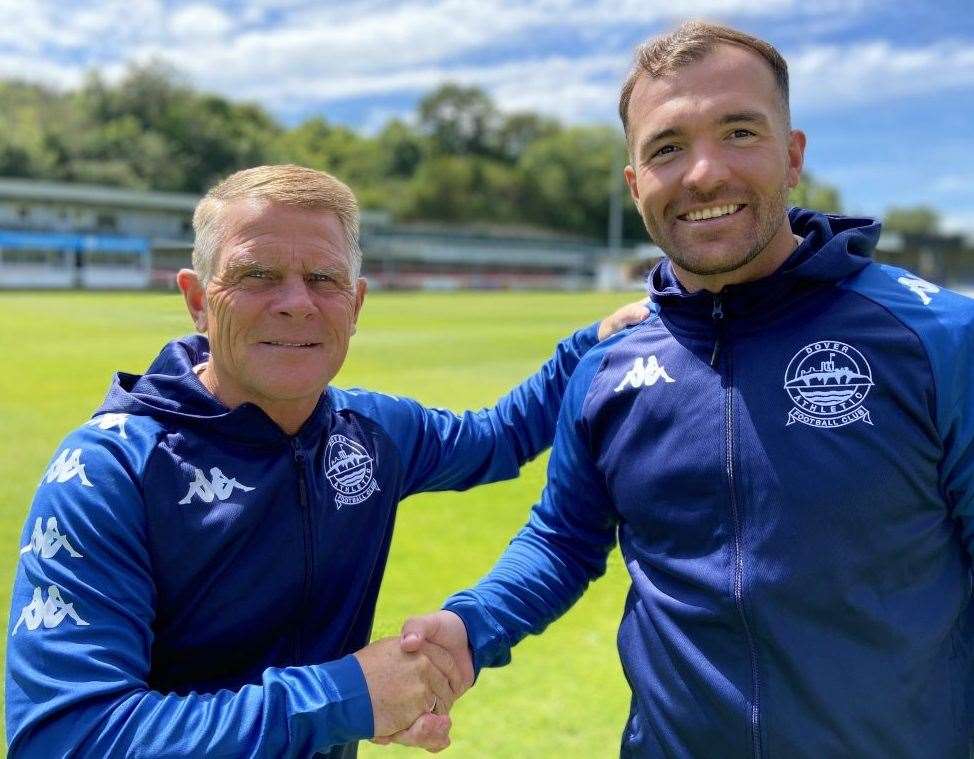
[353,610,473,753]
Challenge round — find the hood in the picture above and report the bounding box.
[94,334,331,445]
[647,207,881,326]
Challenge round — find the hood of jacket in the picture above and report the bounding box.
[647,207,881,330]
[94,333,331,445]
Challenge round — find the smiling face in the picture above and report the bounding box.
[178,199,366,432]
[623,43,806,292]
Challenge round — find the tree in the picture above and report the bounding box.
[883,206,940,234]
[790,173,841,213]
[517,126,642,240]
[400,155,519,223]
[417,84,501,157]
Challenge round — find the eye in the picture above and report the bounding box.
[651,144,679,161]
[729,128,756,140]
[308,272,343,288]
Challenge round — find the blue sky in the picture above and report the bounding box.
[0,0,972,235]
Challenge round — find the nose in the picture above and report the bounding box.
[274,276,315,319]
[682,143,730,197]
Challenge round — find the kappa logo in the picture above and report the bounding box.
[21,516,83,560]
[85,413,129,439]
[325,434,379,508]
[784,340,874,428]
[12,585,89,635]
[178,466,255,505]
[614,356,676,392]
[42,448,92,487]
[897,275,940,306]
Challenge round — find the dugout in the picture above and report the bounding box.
[0,229,151,289]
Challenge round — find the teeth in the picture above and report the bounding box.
[686,204,741,222]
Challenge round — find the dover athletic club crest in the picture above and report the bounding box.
[325,434,379,508]
[783,340,874,428]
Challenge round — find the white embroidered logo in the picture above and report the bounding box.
[613,356,676,392]
[42,448,92,487]
[897,275,940,306]
[21,517,83,559]
[325,434,379,508]
[178,466,255,505]
[86,413,129,439]
[784,340,874,428]
[12,585,90,635]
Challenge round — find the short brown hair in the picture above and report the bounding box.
[619,20,790,143]
[192,164,362,285]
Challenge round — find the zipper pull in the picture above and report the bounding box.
[710,295,724,367]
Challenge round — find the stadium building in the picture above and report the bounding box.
[0,177,969,292]
[0,178,605,291]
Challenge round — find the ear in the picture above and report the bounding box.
[350,277,368,336]
[624,163,640,205]
[786,129,807,189]
[176,269,208,333]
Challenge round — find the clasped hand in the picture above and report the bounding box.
[354,611,472,753]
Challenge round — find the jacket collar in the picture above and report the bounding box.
[647,208,880,330]
[95,334,332,447]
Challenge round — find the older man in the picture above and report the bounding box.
[405,20,974,758]
[6,164,644,757]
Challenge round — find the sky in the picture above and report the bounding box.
[0,0,972,235]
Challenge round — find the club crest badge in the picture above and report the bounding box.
[783,341,874,428]
[325,434,379,508]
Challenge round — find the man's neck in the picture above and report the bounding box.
[196,362,317,436]
[671,222,802,294]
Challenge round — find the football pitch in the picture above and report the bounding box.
[0,290,634,758]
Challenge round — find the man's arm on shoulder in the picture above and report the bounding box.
[347,300,646,499]
[435,347,620,671]
[5,426,440,757]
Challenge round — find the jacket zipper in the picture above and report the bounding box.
[718,320,762,759]
[710,295,724,367]
[292,442,313,660]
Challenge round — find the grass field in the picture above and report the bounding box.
[0,290,636,758]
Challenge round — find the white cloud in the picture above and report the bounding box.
[0,0,969,130]
[168,4,233,39]
[789,40,974,111]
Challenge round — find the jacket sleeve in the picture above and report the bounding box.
[336,322,599,499]
[441,348,619,672]
[6,427,373,758]
[940,307,974,558]
[393,322,599,497]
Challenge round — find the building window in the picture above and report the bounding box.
[96,213,117,231]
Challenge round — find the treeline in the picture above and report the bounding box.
[0,62,843,241]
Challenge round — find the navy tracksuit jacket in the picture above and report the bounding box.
[6,324,598,757]
[447,209,974,758]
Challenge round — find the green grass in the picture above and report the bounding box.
[0,290,634,758]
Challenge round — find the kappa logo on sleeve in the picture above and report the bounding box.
[896,275,940,306]
[41,448,92,487]
[178,465,255,505]
[85,413,129,439]
[613,356,676,392]
[325,434,379,508]
[21,516,83,560]
[12,585,89,635]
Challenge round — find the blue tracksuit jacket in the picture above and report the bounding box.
[6,323,598,758]
[446,208,974,758]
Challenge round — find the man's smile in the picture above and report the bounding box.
[677,204,746,223]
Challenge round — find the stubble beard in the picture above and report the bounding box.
[645,182,791,277]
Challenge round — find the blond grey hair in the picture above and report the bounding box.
[619,20,791,145]
[192,164,362,285]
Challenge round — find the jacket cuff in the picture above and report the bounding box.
[313,653,374,742]
[442,597,512,676]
